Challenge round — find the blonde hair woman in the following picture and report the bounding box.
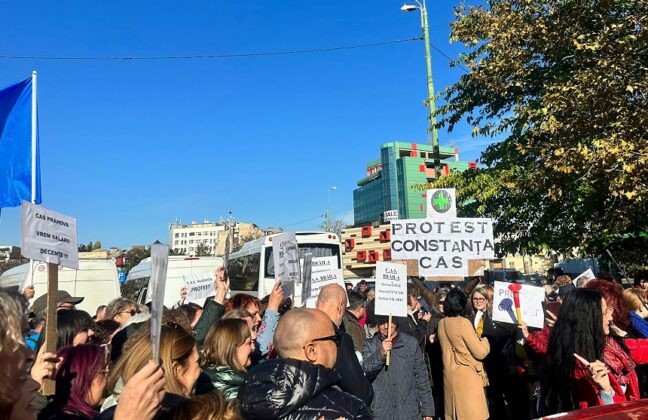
[622,288,648,338]
[196,318,254,399]
[101,322,200,415]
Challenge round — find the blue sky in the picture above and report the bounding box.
[0,0,494,249]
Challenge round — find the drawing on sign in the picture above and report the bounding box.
[431,190,452,214]
[492,281,545,328]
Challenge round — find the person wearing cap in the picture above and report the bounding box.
[357,280,368,298]
[363,314,435,420]
[30,290,84,315]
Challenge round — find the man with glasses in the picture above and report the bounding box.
[239,308,372,419]
[318,285,374,405]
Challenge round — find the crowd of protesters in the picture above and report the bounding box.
[2,265,648,419]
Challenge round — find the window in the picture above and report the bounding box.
[174,240,179,245]
[174,233,179,238]
[189,247,194,251]
[197,232,202,236]
[189,240,194,244]
[265,244,340,277]
[189,232,195,237]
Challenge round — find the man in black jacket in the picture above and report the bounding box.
[317,284,374,405]
[238,308,372,419]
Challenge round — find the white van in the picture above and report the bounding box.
[123,256,223,308]
[0,259,121,314]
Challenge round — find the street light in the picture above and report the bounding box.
[326,186,337,230]
[401,0,440,171]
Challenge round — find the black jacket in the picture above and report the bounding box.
[333,323,374,405]
[238,358,373,420]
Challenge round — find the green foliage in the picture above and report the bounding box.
[422,0,648,265]
[194,242,211,257]
[124,248,150,274]
[93,241,102,250]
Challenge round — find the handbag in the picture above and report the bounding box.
[443,319,489,387]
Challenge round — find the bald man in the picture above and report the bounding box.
[239,308,372,419]
[317,284,374,405]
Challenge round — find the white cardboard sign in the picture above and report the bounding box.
[149,243,169,363]
[374,262,408,317]
[272,232,301,297]
[390,218,495,277]
[301,256,345,301]
[426,189,457,219]
[21,201,79,269]
[184,271,215,302]
[492,281,545,329]
[572,269,595,287]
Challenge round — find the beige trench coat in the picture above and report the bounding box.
[438,316,491,420]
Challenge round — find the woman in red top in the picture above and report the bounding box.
[540,288,648,415]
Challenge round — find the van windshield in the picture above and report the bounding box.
[265,244,340,277]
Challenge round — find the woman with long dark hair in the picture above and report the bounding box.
[35,309,94,353]
[542,288,648,414]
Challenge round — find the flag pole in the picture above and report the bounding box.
[31,71,37,204]
[29,71,38,288]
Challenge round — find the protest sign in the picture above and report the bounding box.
[390,218,495,277]
[272,232,301,298]
[149,243,169,363]
[21,201,78,269]
[374,262,408,317]
[572,268,595,287]
[184,271,215,302]
[426,189,457,219]
[492,281,545,328]
[301,253,313,304]
[300,255,345,301]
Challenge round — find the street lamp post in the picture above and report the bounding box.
[401,1,440,171]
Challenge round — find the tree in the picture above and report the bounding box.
[195,242,211,257]
[420,0,648,266]
[78,244,87,252]
[321,219,347,238]
[87,241,94,252]
[124,248,150,274]
[93,241,102,250]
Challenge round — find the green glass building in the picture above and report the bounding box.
[353,142,476,225]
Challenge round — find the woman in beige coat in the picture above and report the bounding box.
[438,289,491,420]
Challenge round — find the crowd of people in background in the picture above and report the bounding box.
[2,265,648,419]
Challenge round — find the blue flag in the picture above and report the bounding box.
[0,76,41,207]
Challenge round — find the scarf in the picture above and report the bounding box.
[603,337,636,386]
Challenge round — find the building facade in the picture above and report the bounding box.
[169,221,226,256]
[353,142,476,225]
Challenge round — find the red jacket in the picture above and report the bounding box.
[525,332,648,408]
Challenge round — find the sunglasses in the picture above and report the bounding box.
[304,332,342,349]
[121,309,141,316]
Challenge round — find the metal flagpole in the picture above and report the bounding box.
[31,71,37,204]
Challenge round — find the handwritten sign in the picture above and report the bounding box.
[390,218,495,277]
[374,262,407,317]
[272,232,301,297]
[301,256,344,301]
[21,201,79,269]
[184,271,215,301]
[492,281,545,328]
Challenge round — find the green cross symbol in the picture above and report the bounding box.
[431,191,451,213]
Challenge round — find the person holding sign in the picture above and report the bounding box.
[362,315,435,420]
[438,289,490,420]
[470,285,531,420]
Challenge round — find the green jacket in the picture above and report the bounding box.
[197,365,245,400]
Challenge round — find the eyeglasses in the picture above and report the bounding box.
[304,332,342,349]
[472,297,487,303]
[120,309,141,316]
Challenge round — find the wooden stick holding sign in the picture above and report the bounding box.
[41,263,58,395]
[386,314,393,366]
[20,201,79,396]
[374,262,408,368]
